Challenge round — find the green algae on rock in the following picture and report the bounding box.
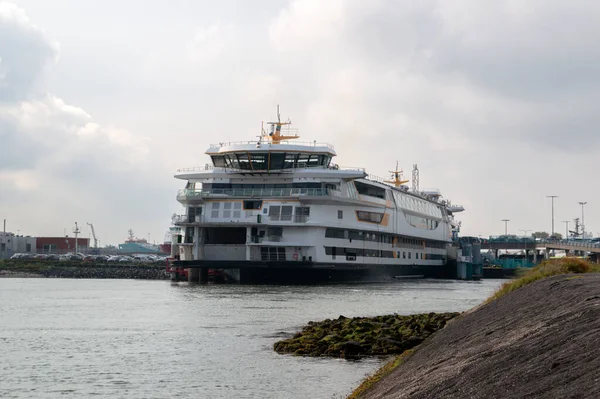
[274,312,459,359]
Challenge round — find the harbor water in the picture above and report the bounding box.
[0,278,503,398]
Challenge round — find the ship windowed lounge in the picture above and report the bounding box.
[355,181,386,199]
[210,153,332,171]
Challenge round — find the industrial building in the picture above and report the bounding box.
[0,233,37,259]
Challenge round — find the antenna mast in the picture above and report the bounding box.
[412,164,419,192]
[73,222,81,254]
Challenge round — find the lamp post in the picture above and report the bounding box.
[579,201,587,239]
[519,229,532,266]
[562,221,570,240]
[546,196,558,236]
[501,219,510,235]
[519,229,532,238]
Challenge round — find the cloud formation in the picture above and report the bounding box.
[0,2,167,244]
[1,0,599,242]
[0,2,59,101]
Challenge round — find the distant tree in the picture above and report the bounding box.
[532,231,549,239]
[549,232,563,240]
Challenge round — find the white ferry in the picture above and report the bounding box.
[171,108,464,283]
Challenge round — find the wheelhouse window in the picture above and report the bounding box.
[211,155,227,167]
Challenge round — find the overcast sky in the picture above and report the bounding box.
[1,0,599,245]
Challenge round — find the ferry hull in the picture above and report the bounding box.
[174,260,454,284]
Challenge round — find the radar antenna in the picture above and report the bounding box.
[264,105,298,144]
[385,161,409,187]
[412,164,419,192]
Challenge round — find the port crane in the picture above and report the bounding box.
[87,222,98,249]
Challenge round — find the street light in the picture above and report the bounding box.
[562,221,570,240]
[501,219,510,235]
[519,229,532,237]
[519,229,532,265]
[579,202,587,239]
[546,196,558,236]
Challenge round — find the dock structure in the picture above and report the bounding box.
[480,238,600,263]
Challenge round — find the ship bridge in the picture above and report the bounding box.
[207,140,336,172]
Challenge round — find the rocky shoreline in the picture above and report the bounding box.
[0,262,169,280]
[348,260,600,399]
[274,312,458,359]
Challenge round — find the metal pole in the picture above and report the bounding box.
[501,219,510,235]
[546,196,558,236]
[579,202,587,239]
[562,221,569,239]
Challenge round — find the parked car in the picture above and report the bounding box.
[107,256,123,262]
[10,253,23,259]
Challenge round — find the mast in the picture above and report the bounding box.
[265,105,298,144]
[412,164,419,192]
[385,161,409,187]
[73,222,81,254]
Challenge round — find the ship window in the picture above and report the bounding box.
[408,252,411,259]
[223,202,232,218]
[211,155,226,168]
[296,154,310,168]
[269,153,285,170]
[307,155,320,167]
[338,210,343,219]
[250,153,268,170]
[355,181,386,199]
[403,252,406,259]
[281,206,293,221]
[243,200,262,210]
[295,206,310,216]
[260,247,268,261]
[356,211,384,223]
[269,206,281,221]
[283,154,297,169]
[263,207,268,214]
[237,153,252,170]
[277,247,286,261]
[225,154,239,169]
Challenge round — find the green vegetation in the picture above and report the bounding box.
[487,258,600,303]
[346,349,414,399]
[274,312,458,359]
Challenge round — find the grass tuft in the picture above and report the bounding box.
[486,258,600,303]
[346,349,414,399]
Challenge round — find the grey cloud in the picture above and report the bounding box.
[0,2,59,101]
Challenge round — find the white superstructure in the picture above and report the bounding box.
[172,109,464,282]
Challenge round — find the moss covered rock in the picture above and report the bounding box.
[274,312,459,359]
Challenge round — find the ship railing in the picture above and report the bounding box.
[176,164,214,173]
[365,174,388,184]
[208,140,335,150]
[178,187,331,198]
[175,164,365,174]
[172,214,201,224]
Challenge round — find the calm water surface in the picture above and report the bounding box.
[0,278,503,398]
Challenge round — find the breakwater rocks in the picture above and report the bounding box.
[0,262,169,280]
[355,274,600,399]
[274,312,459,359]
